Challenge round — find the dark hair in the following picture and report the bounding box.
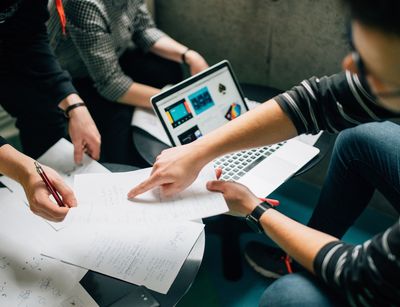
[342,0,400,36]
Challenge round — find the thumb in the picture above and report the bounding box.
[206,180,227,193]
[51,177,77,208]
[214,167,223,179]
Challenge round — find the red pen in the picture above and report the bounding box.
[34,161,65,207]
[259,197,280,207]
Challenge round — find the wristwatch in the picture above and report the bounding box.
[245,201,274,233]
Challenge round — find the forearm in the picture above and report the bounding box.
[117,82,160,108]
[260,209,338,273]
[0,145,35,186]
[149,36,188,63]
[195,100,298,162]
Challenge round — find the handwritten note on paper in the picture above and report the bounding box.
[0,138,109,230]
[0,189,88,307]
[71,163,228,225]
[42,221,204,294]
[131,107,172,146]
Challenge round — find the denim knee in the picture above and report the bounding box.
[333,121,400,166]
[259,273,343,307]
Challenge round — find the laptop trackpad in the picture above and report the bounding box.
[238,156,297,197]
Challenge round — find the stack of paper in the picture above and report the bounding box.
[46,162,227,293]
[0,138,228,297]
[42,222,204,294]
[66,165,228,225]
[0,189,96,307]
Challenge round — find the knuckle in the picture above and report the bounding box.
[156,170,168,179]
[30,206,39,214]
[51,210,64,220]
[31,195,40,206]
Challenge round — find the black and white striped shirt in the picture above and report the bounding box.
[276,72,399,306]
[48,0,166,101]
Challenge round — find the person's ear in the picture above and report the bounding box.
[342,53,358,74]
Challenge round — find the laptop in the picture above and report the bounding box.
[151,60,319,197]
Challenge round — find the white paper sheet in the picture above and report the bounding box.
[131,107,172,146]
[42,222,204,294]
[60,284,98,307]
[294,131,323,146]
[0,138,110,230]
[0,189,88,307]
[68,163,228,225]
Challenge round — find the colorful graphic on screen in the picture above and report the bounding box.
[165,99,193,128]
[225,103,242,121]
[188,87,215,115]
[178,126,203,145]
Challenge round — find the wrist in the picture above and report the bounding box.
[13,153,37,187]
[245,200,274,233]
[58,93,83,111]
[64,102,86,119]
[245,197,261,216]
[182,49,199,66]
[181,48,191,65]
[192,137,219,167]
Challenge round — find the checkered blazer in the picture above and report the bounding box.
[48,0,165,101]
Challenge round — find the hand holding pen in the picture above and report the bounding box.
[34,161,65,207]
[20,162,77,222]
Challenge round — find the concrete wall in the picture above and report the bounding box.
[154,0,350,90]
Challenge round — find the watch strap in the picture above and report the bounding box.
[246,201,274,233]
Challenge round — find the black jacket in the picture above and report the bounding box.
[0,0,76,109]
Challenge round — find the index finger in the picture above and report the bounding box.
[50,177,77,208]
[73,140,83,164]
[127,174,167,199]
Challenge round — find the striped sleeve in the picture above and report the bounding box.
[274,71,396,135]
[314,220,400,306]
[131,1,166,51]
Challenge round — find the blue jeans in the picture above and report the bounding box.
[308,121,400,238]
[260,121,400,306]
[259,272,345,307]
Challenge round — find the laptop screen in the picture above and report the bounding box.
[152,61,248,146]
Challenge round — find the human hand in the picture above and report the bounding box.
[22,165,77,222]
[207,169,259,217]
[185,50,209,75]
[68,106,101,163]
[127,142,209,198]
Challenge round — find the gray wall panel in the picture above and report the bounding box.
[155,0,350,90]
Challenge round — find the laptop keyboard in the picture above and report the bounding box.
[213,142,286,181]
